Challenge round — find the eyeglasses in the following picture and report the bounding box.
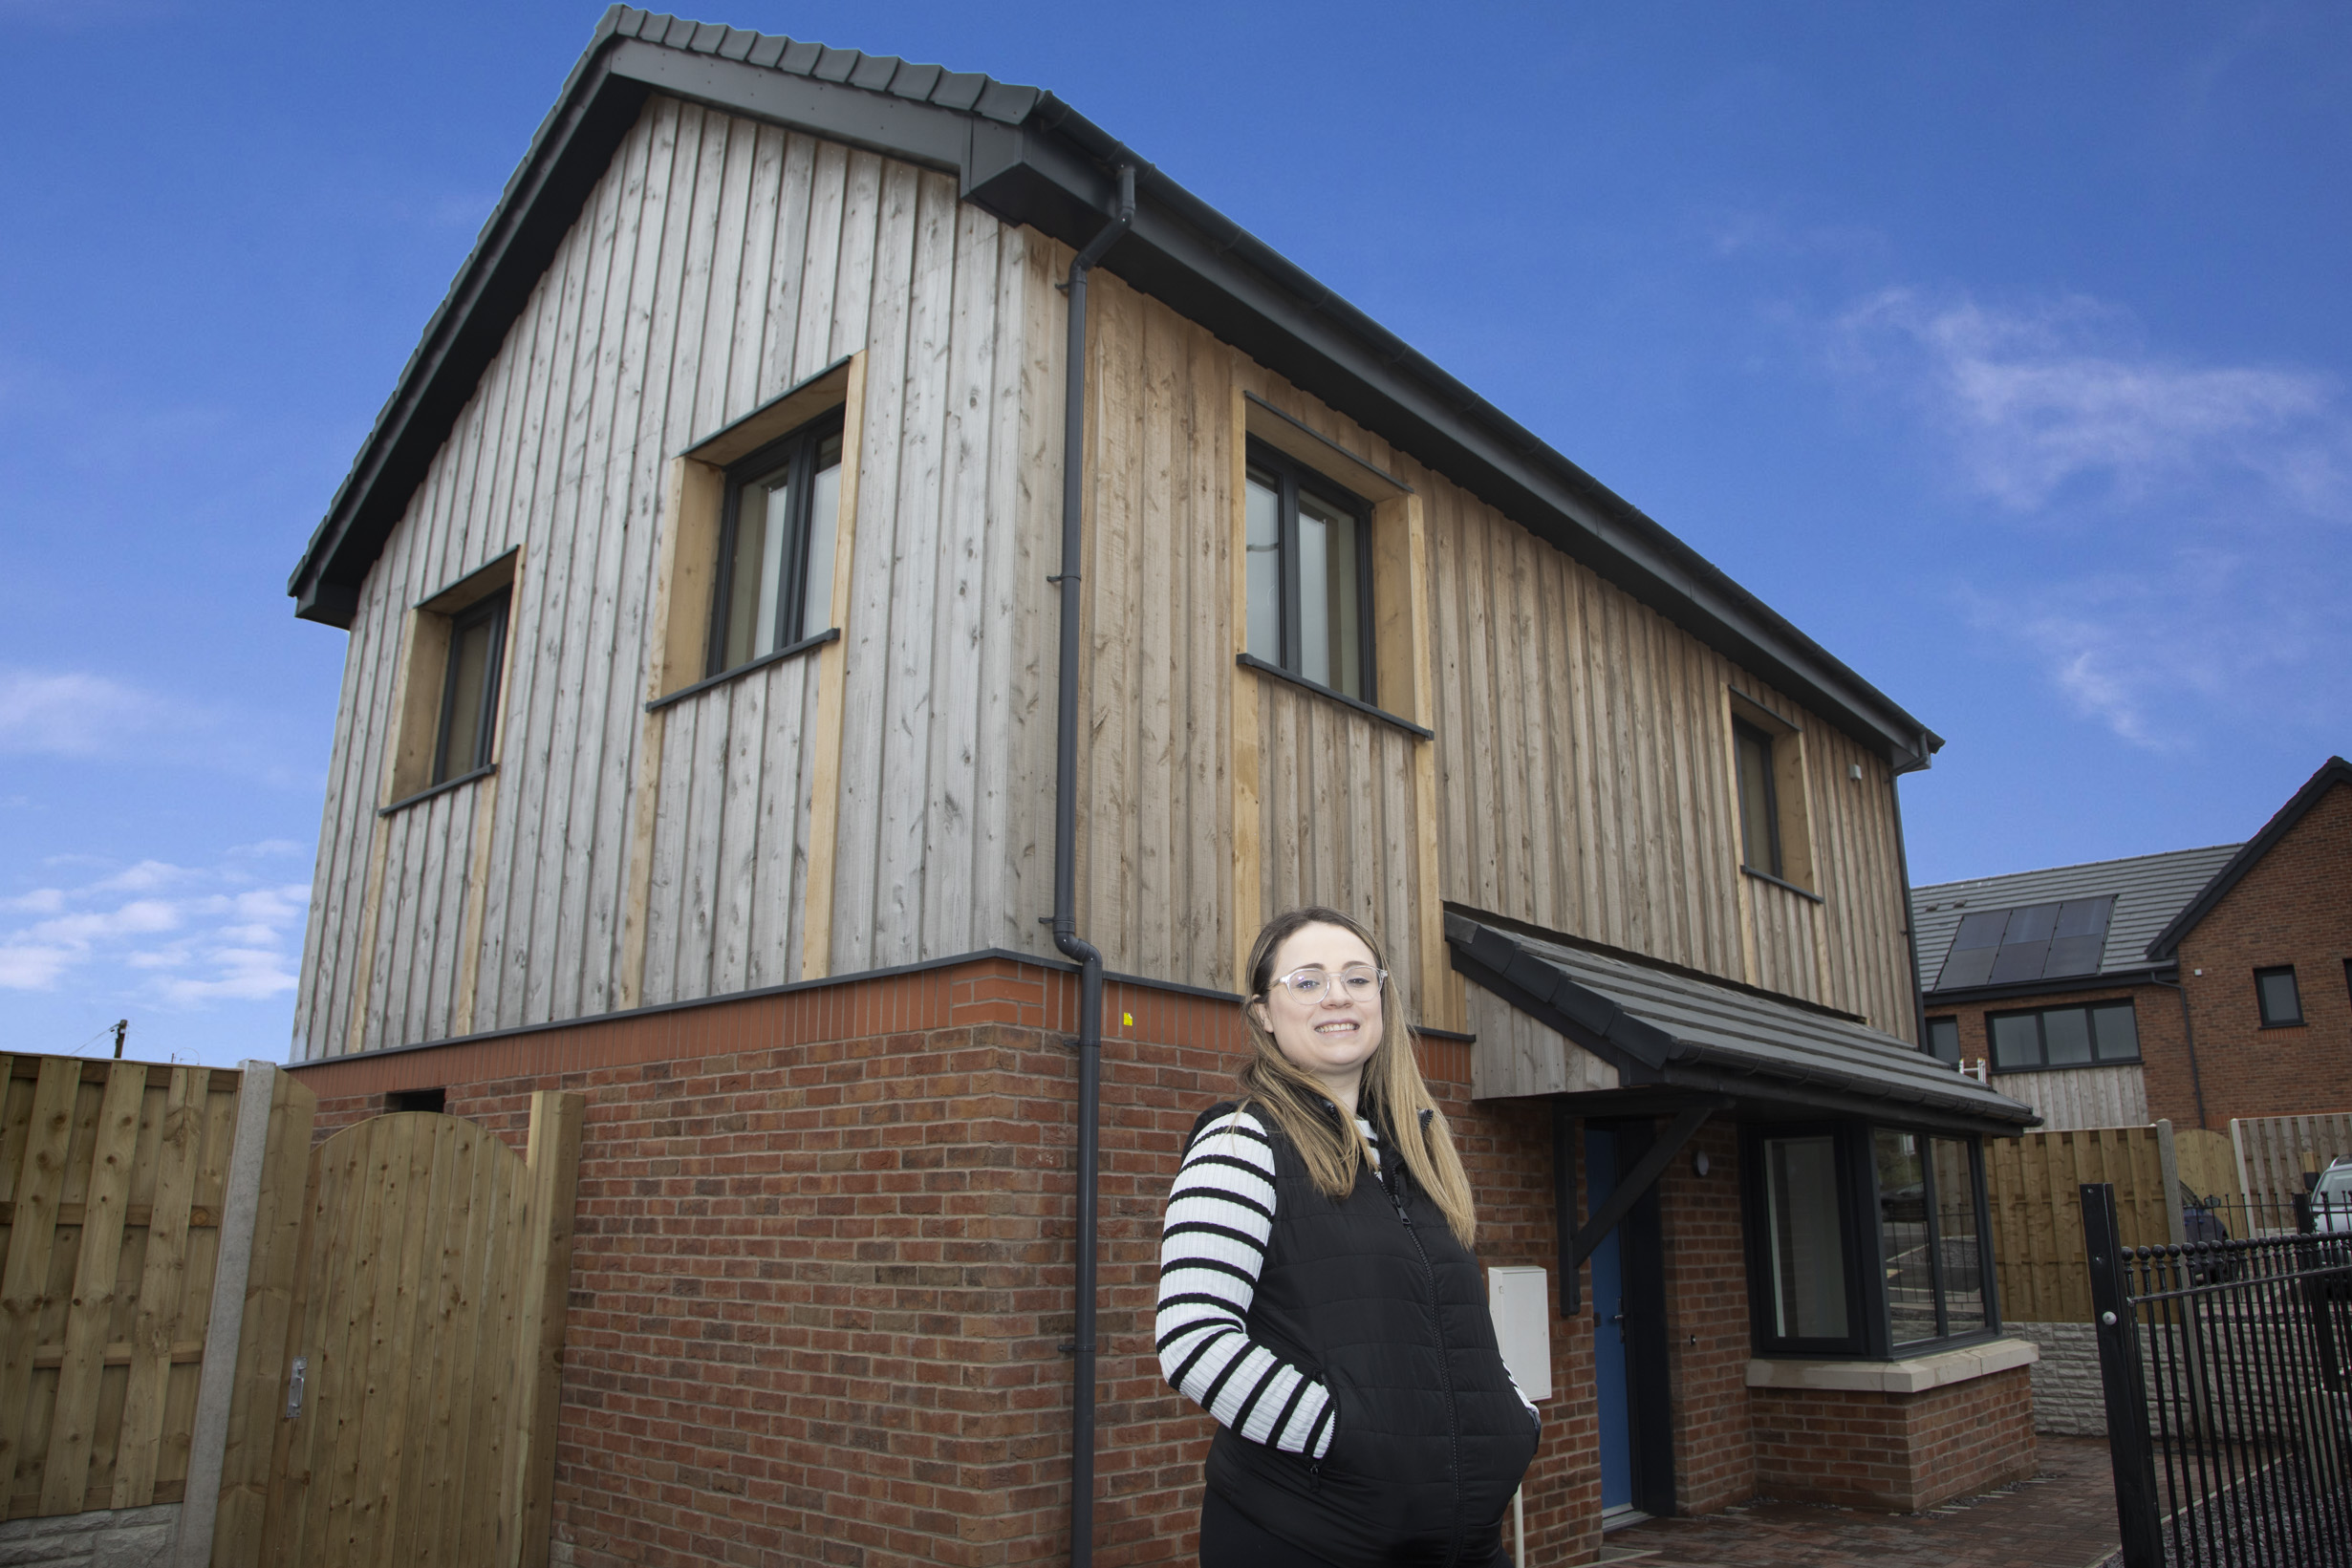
[1266,964,1386,1002]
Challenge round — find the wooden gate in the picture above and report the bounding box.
[239,1092,580,1568]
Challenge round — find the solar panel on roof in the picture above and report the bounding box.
[1931,893,2116,991]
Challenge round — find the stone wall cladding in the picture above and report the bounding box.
[2015,1321,2105,1435]
[2170,780,2352,1128]
[0,1504,178,1568]
[1751,1364,2038,1512]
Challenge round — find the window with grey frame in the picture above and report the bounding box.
[1732,719,1782,877]
[710,410,844,677]
[1924,1017,1961,1065]
[2255,965,2303,1027]
[1986,999,2140,1071]
[431,589,508,786]
[1743,1120,1996,1359]
[1243,442,1374,703]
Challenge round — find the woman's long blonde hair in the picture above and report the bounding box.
[1238,907,1478,1246]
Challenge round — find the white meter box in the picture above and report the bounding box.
[1485,1265,1552,1402]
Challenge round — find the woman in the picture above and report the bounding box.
[1157,907,1539,1567]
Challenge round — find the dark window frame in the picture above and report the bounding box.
[1983,999,2143,1072]
[707,407,847,679]
[1924,1016,1961,1065]
[1739,1119,2000,1362]
[1243,439,1377,705]
[1732,718,1783,879]
[429,588,509,787]
[2255,965,2305,1028]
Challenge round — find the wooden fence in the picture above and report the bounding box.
[1986,1122,2184,1323]
[0,1055,245,1520]
[2232,1112,2352,1230]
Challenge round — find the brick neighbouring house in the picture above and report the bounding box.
[279,9,2043,1564]
[1910,755,2352,1133]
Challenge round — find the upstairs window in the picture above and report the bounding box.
[432,590,509,786]
[1244,443,1374,703]
[383,550,518,813]
[2255,966,2303,1027]
[711,411,844,676]
[1733,720,1783,878]
[1924,1017,1961,1065]
[1986,999,2140,1070]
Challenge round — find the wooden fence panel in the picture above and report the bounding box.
[1987,1123,2173,1323]
[2172,1128,2240,1207]
[2232,1112,2352,1230]
[0,1056,247,1519]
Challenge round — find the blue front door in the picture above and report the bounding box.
[1586,1129,1633,1512]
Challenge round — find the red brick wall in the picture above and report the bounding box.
[2173,780,2352,1126]
[1656,1121,1755,1514]
[291,957,1591,1567]
[1751,1365,2036,1512]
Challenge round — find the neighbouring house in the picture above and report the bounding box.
[1910,756,2352,1134]
[280,10,2041,1564]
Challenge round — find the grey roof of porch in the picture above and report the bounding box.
[1445,913,2039,1136]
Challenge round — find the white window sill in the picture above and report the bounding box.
[1746,1336,2039,1395]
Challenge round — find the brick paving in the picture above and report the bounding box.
[1596,1436,2122,1568]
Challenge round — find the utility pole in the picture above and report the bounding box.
[112,1020,127,1060]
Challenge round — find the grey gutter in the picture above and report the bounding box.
[287,6,1942,770]
[1922,965,2174,1009]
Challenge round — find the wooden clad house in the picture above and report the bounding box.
[282,11,2041,1564]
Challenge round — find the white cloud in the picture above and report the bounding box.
[1830,288,2352,749]
[1836,289,2347,515]
[0,671,184,759]
[0,849,308,1013]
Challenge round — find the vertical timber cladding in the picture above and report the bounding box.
[1068,268,1913,1035]
[243,1093,582,1568]
[1421,456,1917,1038]
[1065,266,1449,1009]
[0,1057,245,1519]
[296,96,1066,1056]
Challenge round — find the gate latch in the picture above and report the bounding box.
[285,1356,307,1419]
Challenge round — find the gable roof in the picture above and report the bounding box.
[287,6,1942,771]
[1447,914,2038,1134]
[1910,844,2240,999]
[2144,756,2352,961]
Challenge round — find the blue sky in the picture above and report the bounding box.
[4,1,2346,1067]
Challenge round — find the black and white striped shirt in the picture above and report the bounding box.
[1156,1106,1346,1457]
[1156,1105,1539,1457]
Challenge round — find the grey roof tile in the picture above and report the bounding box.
[848,54,900,92]
[889,61,941,101]
[1910,844,2240,995]
[1448,914,2036,1128]
[811,46,860,83]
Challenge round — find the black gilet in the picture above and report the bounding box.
[1195,1100,1539,1568]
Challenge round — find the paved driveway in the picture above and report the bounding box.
[1597,1436,2121,1568]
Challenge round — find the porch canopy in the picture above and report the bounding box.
[1444,912,2039,1138]
[1446,913,2038,1309]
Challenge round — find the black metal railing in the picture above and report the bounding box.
[2084,1181,2352,1568]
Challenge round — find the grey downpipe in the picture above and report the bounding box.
[1889,741,1932,1061]
[2148,970,2209,1130]
[1055,161,1133,1568]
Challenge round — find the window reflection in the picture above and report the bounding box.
[1763,1134,1848,1341]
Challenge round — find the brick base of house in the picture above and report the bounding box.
[1751,1366,2038,1512]
[287,951,2039,1564]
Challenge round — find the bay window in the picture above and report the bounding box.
[1744,1119,1996,1359]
